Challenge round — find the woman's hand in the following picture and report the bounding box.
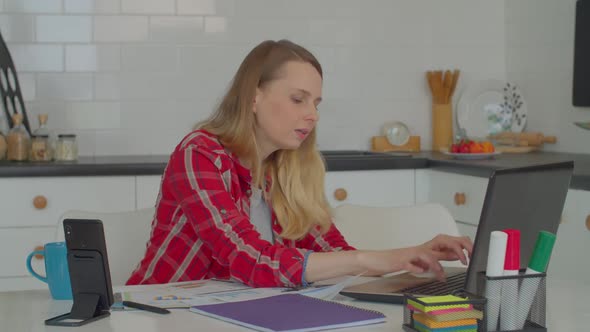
[420,234,473,265]
[356,234,473,280]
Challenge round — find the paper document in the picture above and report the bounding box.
[297,273,363,300]
[195,273,364,303]
[113,279,250,309]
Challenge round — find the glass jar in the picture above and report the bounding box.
[32,114,54,159]
[55,134,78,161]
[30,134,52,161]
[7,113,30,161]
[0,131,6,160]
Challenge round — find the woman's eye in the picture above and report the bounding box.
[292,97,303,104]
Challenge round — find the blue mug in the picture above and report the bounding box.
[26,242,72,300]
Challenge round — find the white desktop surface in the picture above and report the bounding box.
[1,278,588,332]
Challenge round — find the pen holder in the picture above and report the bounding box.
[402,291,487,332]
[476,271,547,332]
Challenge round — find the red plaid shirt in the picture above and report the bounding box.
[127,130,354,287]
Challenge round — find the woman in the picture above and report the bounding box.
[127,40,472,288]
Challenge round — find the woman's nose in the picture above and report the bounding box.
[305,106,319,122]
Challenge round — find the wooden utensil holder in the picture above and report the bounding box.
[432,103,453,152]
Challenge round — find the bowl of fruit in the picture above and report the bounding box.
[443,139,500,159]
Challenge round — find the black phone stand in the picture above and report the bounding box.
[45,248,113,327]
[45,293,110,326]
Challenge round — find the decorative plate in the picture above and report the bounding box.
[574,122,590,130]
[442,151,502,160]
[456,80,527,138]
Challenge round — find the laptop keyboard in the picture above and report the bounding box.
[398,272,467,296]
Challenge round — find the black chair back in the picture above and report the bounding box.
[0,32,31,134]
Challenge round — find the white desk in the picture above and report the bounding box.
[1,278,588,332]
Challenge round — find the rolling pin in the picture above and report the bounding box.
[489,132,557,146]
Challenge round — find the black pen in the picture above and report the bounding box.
[122,301,171,314]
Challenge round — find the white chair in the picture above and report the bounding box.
[332,203,463,266]
[55,207,155,286]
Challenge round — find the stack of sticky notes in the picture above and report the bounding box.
[407,295,482,332]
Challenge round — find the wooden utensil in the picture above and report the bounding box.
[426,71,435,97]
[495,145,538,153]
[443,70,453,103]
[489,132,557,147]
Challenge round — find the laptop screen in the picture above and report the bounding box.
[465,162,573,294]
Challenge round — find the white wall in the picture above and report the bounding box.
[0,0,505,156]
[506,0,590,154]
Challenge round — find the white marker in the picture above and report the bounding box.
[485,231,508,332]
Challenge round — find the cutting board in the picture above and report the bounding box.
[495,145,538,153]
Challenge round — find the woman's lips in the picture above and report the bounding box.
[295,129,309,139]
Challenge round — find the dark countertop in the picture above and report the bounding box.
[0,151,588,191]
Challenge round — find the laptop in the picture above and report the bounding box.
[340,161,574,303]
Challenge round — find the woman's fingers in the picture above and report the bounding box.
[411,252,445,281]
[430,235,473,265]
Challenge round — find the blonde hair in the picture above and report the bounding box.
[198,40,331,240]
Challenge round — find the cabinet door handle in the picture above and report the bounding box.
[334,188,348,201]
[586,215,590,231]
[454,192,466,205]
[33,245,44,259]
[33,195,47,210]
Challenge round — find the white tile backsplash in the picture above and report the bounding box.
[36,16,92,43]
[64,102,121,129]
[431,0,504,46]
[308,19,361,46]
[3,0,61,13]
[26,101,67,131]
[66,45,121,72]
[9,45,64,72]
[2,0,515,156]
[177,0,235,16]
[94,73,121,100]
[64,0,121,14]
[149,16,204,43]
[36,74,93,101]
[506,0,588,154]
[121,0,175,15]
[0,14,35,42]
[94,16,149,42]
[16,73,35,101]
[121,45,178,72]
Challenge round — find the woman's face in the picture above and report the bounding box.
[253,61,322,159]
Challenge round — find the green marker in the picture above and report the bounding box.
[515,231,556,329]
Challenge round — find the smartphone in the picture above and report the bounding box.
[46,219,114,326]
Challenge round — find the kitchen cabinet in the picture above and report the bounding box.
[550,189,590,281]
[415,169,489,239]
[0,176,135,291]
[136,175,162,209]
[325,170,415,208]
[139,170,417,211]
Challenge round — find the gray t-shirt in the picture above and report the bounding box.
[249,187,273,243]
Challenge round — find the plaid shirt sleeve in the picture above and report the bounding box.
[295,222,356,253]
[168,144,310,288]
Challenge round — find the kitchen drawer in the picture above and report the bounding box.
[325,170,415,208]
[0,176,135,228]
[0,227,56,279]
[416,169,488,225]
[136,175,162,210]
